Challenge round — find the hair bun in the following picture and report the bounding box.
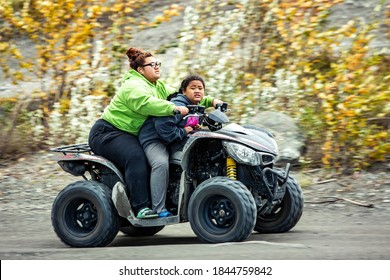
[125,47,153,70]
[126,47,143,61]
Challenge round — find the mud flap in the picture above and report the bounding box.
[112,181,135,219]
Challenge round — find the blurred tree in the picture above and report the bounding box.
[168,0,390,171]
[0,0,182,157]
[0,0,182,101]
[0,0,389,171]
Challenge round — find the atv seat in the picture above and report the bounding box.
[168,141,184,165]
[170,150,182,165]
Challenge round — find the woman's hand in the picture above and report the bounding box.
[174,106,189,116]
[212,99,224,107]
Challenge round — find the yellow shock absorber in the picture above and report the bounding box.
[226,157,237,180]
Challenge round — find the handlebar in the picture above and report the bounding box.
[187,105,205,114]
[175,103,228,116]
[215,102,228,112]
[175,103,229,131]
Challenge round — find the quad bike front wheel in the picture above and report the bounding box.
[51,180,120,247]
[188,176,256,243]
[255,175,304,233]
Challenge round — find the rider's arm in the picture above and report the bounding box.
[199,96,224,108]
[124,82,176,116]
[154,115,188,145]
[199,96,214,108]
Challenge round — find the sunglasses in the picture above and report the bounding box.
[142,62,162,68]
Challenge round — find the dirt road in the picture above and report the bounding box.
[1,204,390,260]
[1,152,390,260]
[1,153,390,280]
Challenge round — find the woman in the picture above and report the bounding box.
[138,75,222,217]
[88,47,193,219]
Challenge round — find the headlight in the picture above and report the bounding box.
[223,142,261,166]
[223,142,276,166]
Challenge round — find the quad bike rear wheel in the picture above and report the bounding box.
[188,176,256,243]
[255,175,304,233]
[51,180,120,247]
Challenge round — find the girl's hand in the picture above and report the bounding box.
[184,126,193,134]
[193,124,202,130]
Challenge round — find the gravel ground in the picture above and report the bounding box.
[1,151,390,215]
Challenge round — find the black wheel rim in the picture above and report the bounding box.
[64,198,98,235]
[201,195,236,233]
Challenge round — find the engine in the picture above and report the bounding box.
[188,140,225,184]
[165,140,225,213]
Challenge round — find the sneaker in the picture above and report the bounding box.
[159,210,173,217]
[137,207,158,219]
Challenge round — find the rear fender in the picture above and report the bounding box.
[55,153,124,183]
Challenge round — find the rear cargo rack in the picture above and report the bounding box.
[50,143,92,154]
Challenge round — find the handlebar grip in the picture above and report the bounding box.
[215,102,228,112]
[173,110,181,115]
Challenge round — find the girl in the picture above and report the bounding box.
[138,75,223,217]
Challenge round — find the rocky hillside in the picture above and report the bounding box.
[327,0,389,50]
[0,0,389,97]
[137,0,390,75]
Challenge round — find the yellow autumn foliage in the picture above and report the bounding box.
[0,0,389,171]
[0,0,183,157]
[168,0,389,172]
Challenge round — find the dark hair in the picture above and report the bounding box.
[167,92,179,101]
[125,47,153,69]
[179,75,206,93]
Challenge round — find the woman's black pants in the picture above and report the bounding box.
[88,119,150,213]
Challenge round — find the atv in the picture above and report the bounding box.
[51,103,304,247]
